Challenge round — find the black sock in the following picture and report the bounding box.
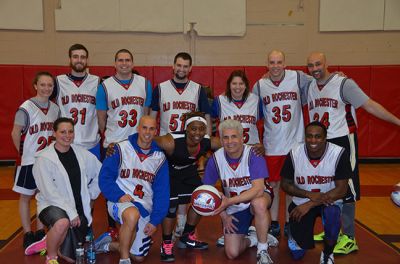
[271,221,279,226]
[323,240,335,257]
[182,224,195,236]
[163,234,173,241]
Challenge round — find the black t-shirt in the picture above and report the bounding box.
[55,147,85,217]
[167,132,211,180]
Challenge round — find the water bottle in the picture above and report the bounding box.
[75,242,85,264]
[86,234,96,264]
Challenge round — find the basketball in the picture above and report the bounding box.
[391,183,400,207]
[191,185,222,216]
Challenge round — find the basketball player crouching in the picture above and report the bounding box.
[203,119,275,264]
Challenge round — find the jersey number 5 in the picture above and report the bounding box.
[169,114,185,132]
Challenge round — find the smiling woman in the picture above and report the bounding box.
[30,117,102,263]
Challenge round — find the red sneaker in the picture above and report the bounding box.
[107,227,119,241]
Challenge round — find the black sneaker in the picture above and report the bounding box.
[160,240,175,262]
[284,222,289,238]
[269,222,280,238]
[23,231,35,249]
[177,231,208,249]
[34,229,46,242]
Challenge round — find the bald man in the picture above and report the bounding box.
[306,52,400,254]
[97,116,170,264]
[253,50,312,238]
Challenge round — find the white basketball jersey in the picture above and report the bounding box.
[290,142,344,205]
[116,140,166,214]
[256,70,304,155]
[158,80,201,135]
[217,93,260,144]
[213,145,252,215]
[307,74,357,139]
[103,75,147,147]
[56,74,100,149]
[19,100,59,165]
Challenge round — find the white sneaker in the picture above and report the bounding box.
[320,252,334,264]
[267,233,279,247]
[257,250,273,264]
[216,235,224,247]
[246,227,258,247]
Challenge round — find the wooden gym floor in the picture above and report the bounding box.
[0,164,399,263]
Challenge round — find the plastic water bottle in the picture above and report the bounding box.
[86,234,96,263]
[75,242,85,264]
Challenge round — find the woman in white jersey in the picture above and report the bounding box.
[11,72,60,251]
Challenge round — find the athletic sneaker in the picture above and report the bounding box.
[314,231,325,242]
[23,231,35,249]
[283,222,289,237]
[268,222,280,238]
[107,226,119,241]
[320,252,334,264]
[267,233,279,247]
[25,235,47,255]
[94,232,112,253]
[160,240,175,262]
[119,258,131,264]
[288,236,305,260]
[177,231,208,249]
[45,256,59,264]
[257,250,273,264]
[246,227,258,247]
[216,235,225,247]
[35,229,46,242]
[333,234,358,254]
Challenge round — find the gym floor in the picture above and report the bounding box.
[0,164,399,263]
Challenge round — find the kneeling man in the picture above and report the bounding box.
[203,119,274,264]
[98,116,170,264]
[281,121,351,264]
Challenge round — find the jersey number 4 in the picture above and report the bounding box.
[133,184,144,199]
[312,112,330,129]
[118,109,138,128]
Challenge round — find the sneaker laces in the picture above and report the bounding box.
[258,250,273,264]
[188,232,201,242]
[162,241,173,255]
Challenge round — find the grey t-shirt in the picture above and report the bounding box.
[14,98,52,128]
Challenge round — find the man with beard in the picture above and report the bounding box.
[306,52,400,255]
[150,52,211,136]
[55,44,101,159]
[150,52,211,239]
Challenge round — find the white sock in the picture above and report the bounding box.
[257,242,268,254]
[119,258,131,264]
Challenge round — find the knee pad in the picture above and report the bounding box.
[322,205,341,241]
[166,204,178,218]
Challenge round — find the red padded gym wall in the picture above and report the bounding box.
[369,66,400,157]
[338,66,371,157]
[213,66,245,96]
[22,66,69,100]
[0,66,24,159]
